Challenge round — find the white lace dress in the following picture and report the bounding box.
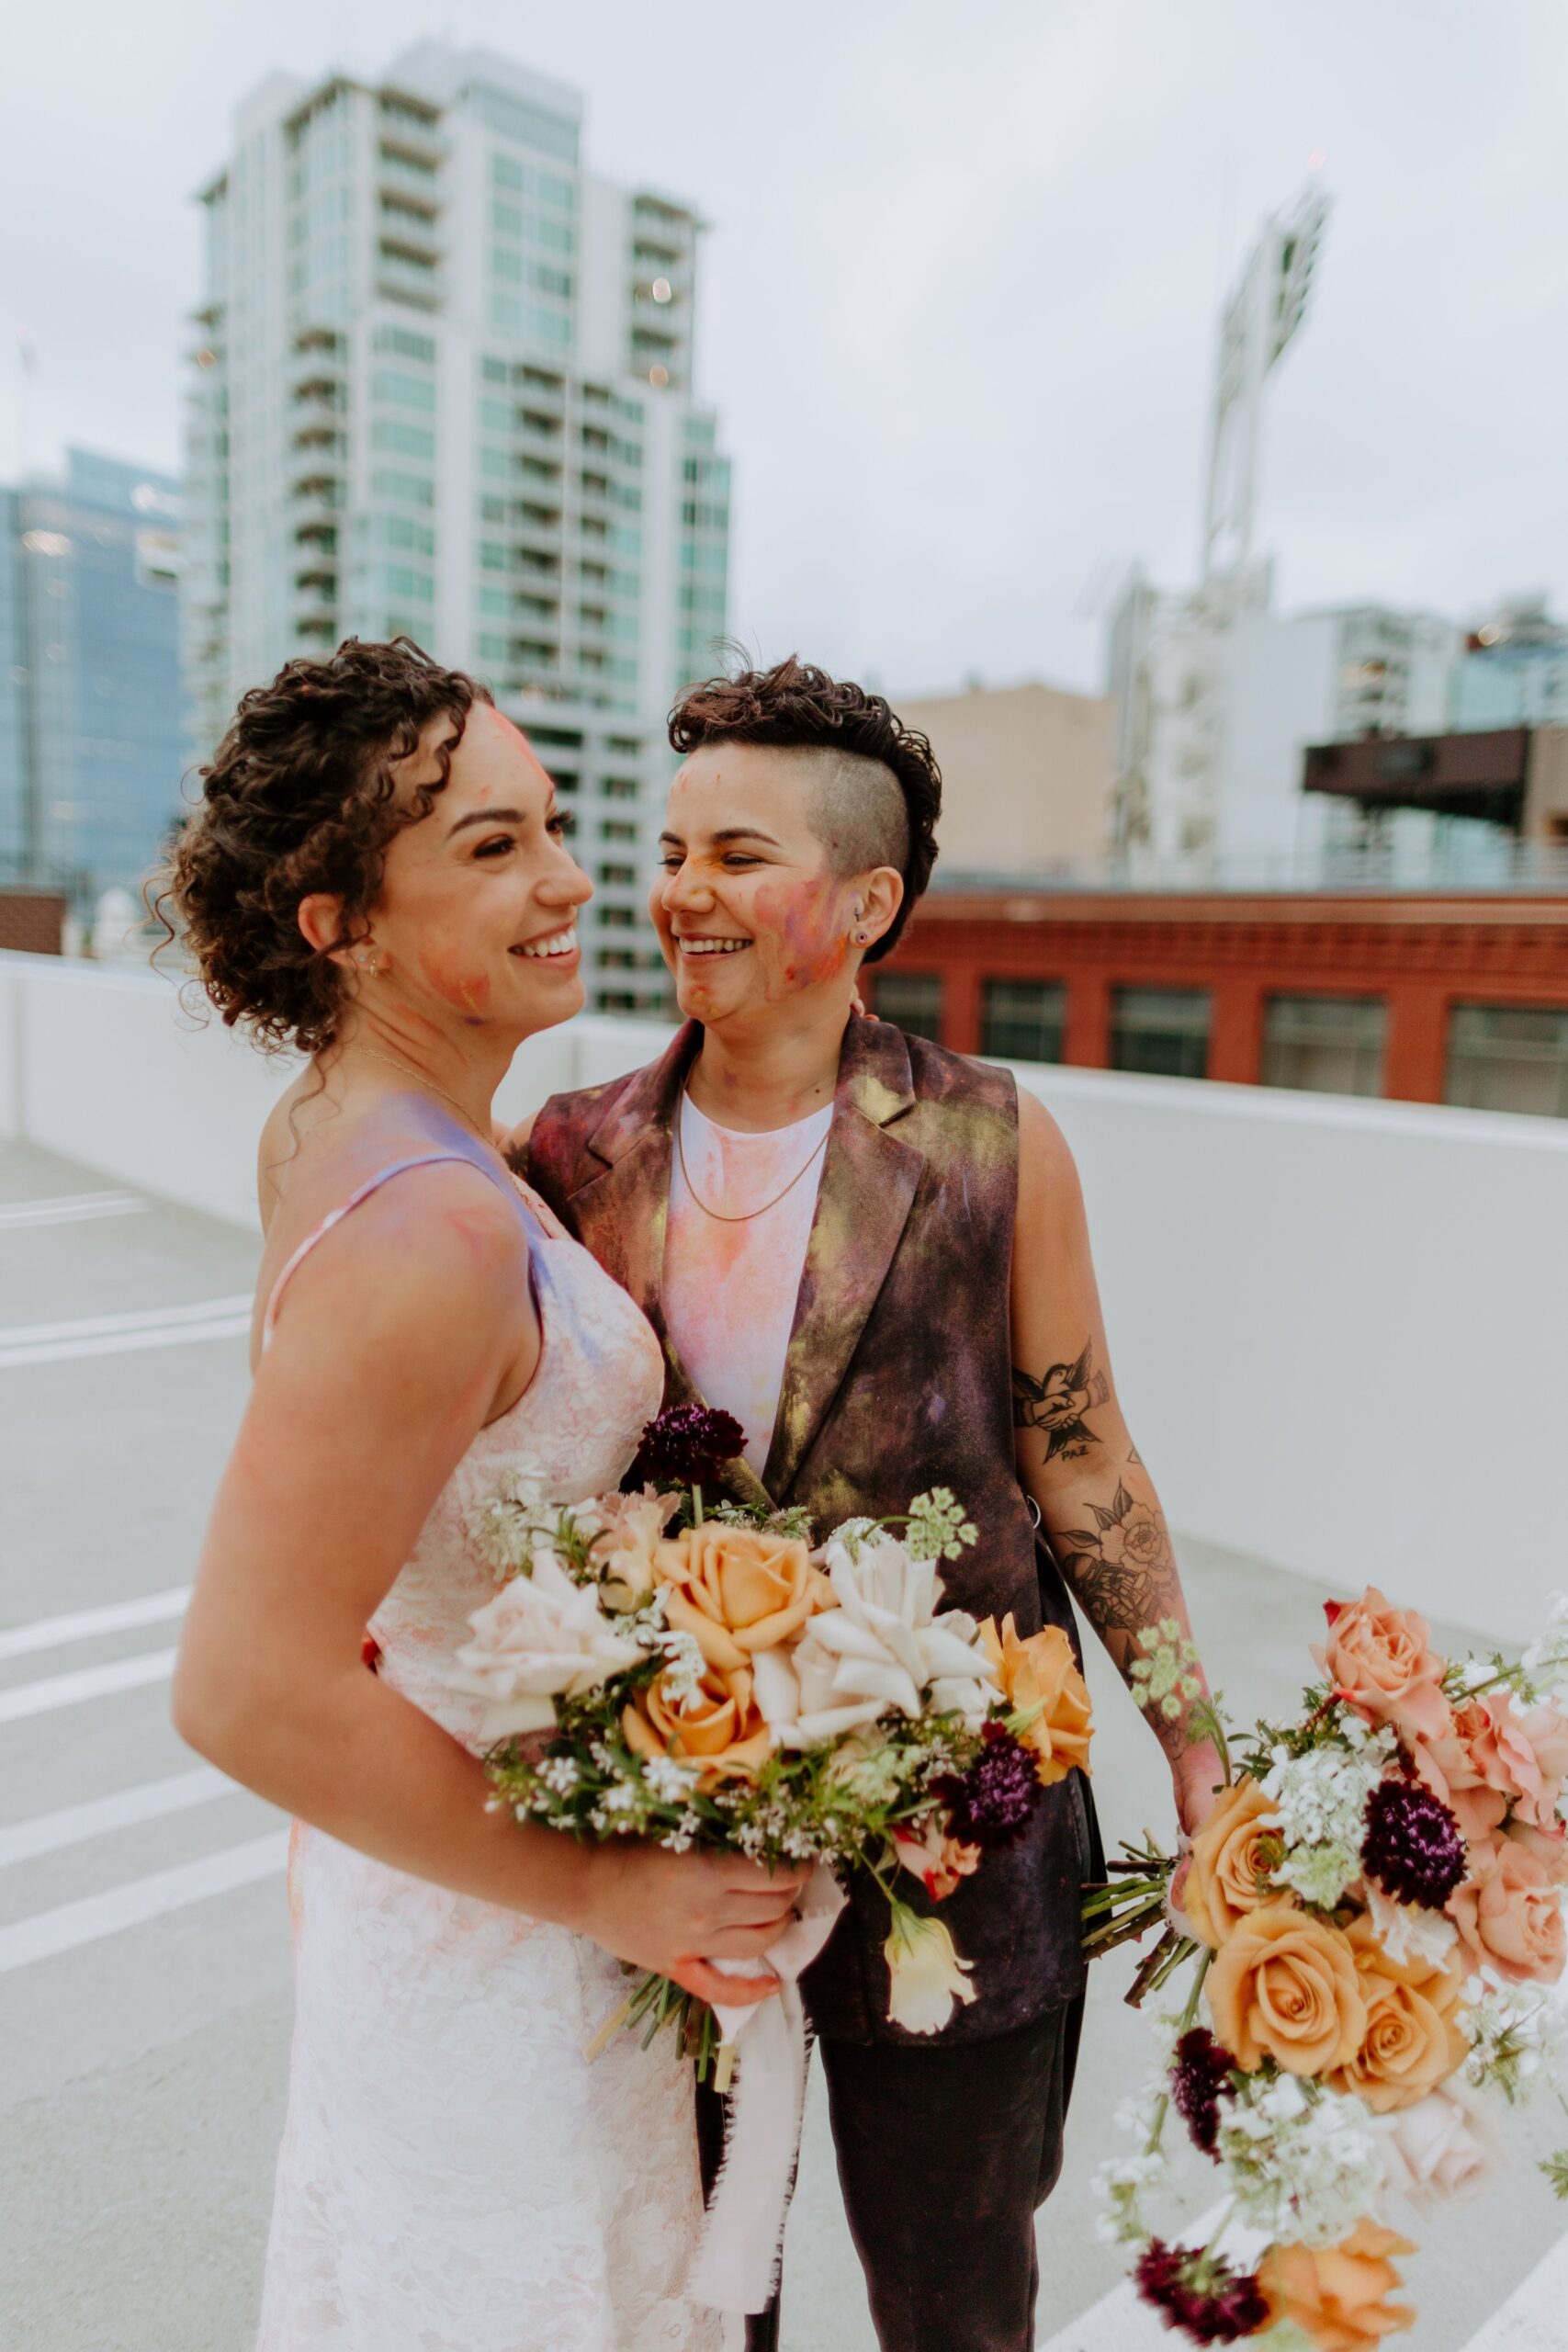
[254,1162,720,2352]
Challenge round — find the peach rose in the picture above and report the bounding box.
[1206,1901,1367,2075]
[656,1522,825,1671]
[622,1657,774,1788]
[1466,1693,1568,1835]
[977,1614,1093,1785]
[1504,1815,1568,1882]
[1448,1828,1567,1984]
[1182,1775,1281,1949]
[1412,1699,1508,1846]
[1258,2221,1415,2352]
[1326,1915,1468,2113]
[1315,1589,1451,1745]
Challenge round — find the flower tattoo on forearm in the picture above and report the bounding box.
[1011,1339,1109,1462]
[1056,1479,1175,1633]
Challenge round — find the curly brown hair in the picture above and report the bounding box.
[669,654,941,963]
[155,638,491,1055]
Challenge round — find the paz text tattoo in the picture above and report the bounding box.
[1012,1339,1109,1462]
[1056,1479,1175,1632]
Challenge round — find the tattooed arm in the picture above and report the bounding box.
[1010,1089,1223,1835]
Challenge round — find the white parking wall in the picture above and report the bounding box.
[3,952,1563,1640]
[1020,1063,1568,1644]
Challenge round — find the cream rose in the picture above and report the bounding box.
[976,1614,1093,1786]
[1316,1588,1451,1745]
[751,1532,998,1748]
[445,1554,649,1738]
[1258,2221,1416,2352]
[1182,1775,1281,1949]
[1206,1901,1368,2076]
[1379,2089,1496,2206]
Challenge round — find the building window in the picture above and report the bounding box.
[873,971,943,1043]
[1109,987,1212,1080]
[1444,1004,1568,1118]
[983,979,1066,1066]
[1261,994,1386,1098]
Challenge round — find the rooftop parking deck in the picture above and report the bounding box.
[1,1134,1564,2349]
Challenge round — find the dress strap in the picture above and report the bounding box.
[262,1152,517,1351]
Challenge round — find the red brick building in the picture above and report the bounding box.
[863,888,1568,1117]
[0,889,66,956]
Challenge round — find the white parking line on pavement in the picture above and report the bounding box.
[0,1191,150,1230]
[1459,2222,1568,2350]
[0,1585,191,1661]
[0,1766,231,1868]
[0,1646,177,1724]
[0,1829,289,1972]
[0,1295,253,1347]
[0,1293,254,1370]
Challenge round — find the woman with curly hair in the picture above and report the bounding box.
[164,638,803,2352]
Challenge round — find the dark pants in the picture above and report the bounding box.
[697,1997,1082,2352]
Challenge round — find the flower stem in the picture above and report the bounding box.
[1143,1949,1213,2157]
[692,1484,705,1528]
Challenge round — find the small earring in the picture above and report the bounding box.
[855,929,868,944]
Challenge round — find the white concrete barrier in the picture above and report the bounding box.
[3,949,1563,1641]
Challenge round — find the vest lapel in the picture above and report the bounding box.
[761,1018,924,1503]
[565,1022,773,1513]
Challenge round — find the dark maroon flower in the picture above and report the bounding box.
[625,1405,746,1492]
[1169,2028,1235,2160]
[1134,2239,1269,2345]
[1361,1775,1467,1910]
[934,1722,1041,1848]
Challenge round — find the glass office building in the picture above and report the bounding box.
[0,449,185,902]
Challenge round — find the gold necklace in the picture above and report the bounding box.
[675,1085,829,1225]
[347,1046,490,1146]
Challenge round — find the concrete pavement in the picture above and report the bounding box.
[1,1140,1562,2350]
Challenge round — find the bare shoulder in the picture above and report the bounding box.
[1015,1083,1084,1204]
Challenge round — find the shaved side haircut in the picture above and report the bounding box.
[668,654,941,964]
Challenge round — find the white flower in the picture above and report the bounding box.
[1216,2075,1385,2247]
[1457,1973,1562,2098]
[1378,2090,1496,2206]
[1363,1881,1459,1972]
[883,1899,976,2034]
[444,1553,650,1736]
[1258,1733,1392,1908]
[753,1531,998,1748]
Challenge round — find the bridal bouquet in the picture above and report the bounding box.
[1084,1587,1568,2346]
[446,1407,1094,2075]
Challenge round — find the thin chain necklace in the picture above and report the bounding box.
[346,1045,491,1147]
[675,1084,829,1225]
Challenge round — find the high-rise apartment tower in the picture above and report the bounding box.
[184,42,731,1011]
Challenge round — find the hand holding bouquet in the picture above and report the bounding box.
[1085,1589,1568,2346]
[447,1408,1095,2064]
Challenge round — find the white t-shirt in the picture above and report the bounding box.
[662,1091,832,1477]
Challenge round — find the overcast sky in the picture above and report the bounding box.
[3,1,1565,697]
